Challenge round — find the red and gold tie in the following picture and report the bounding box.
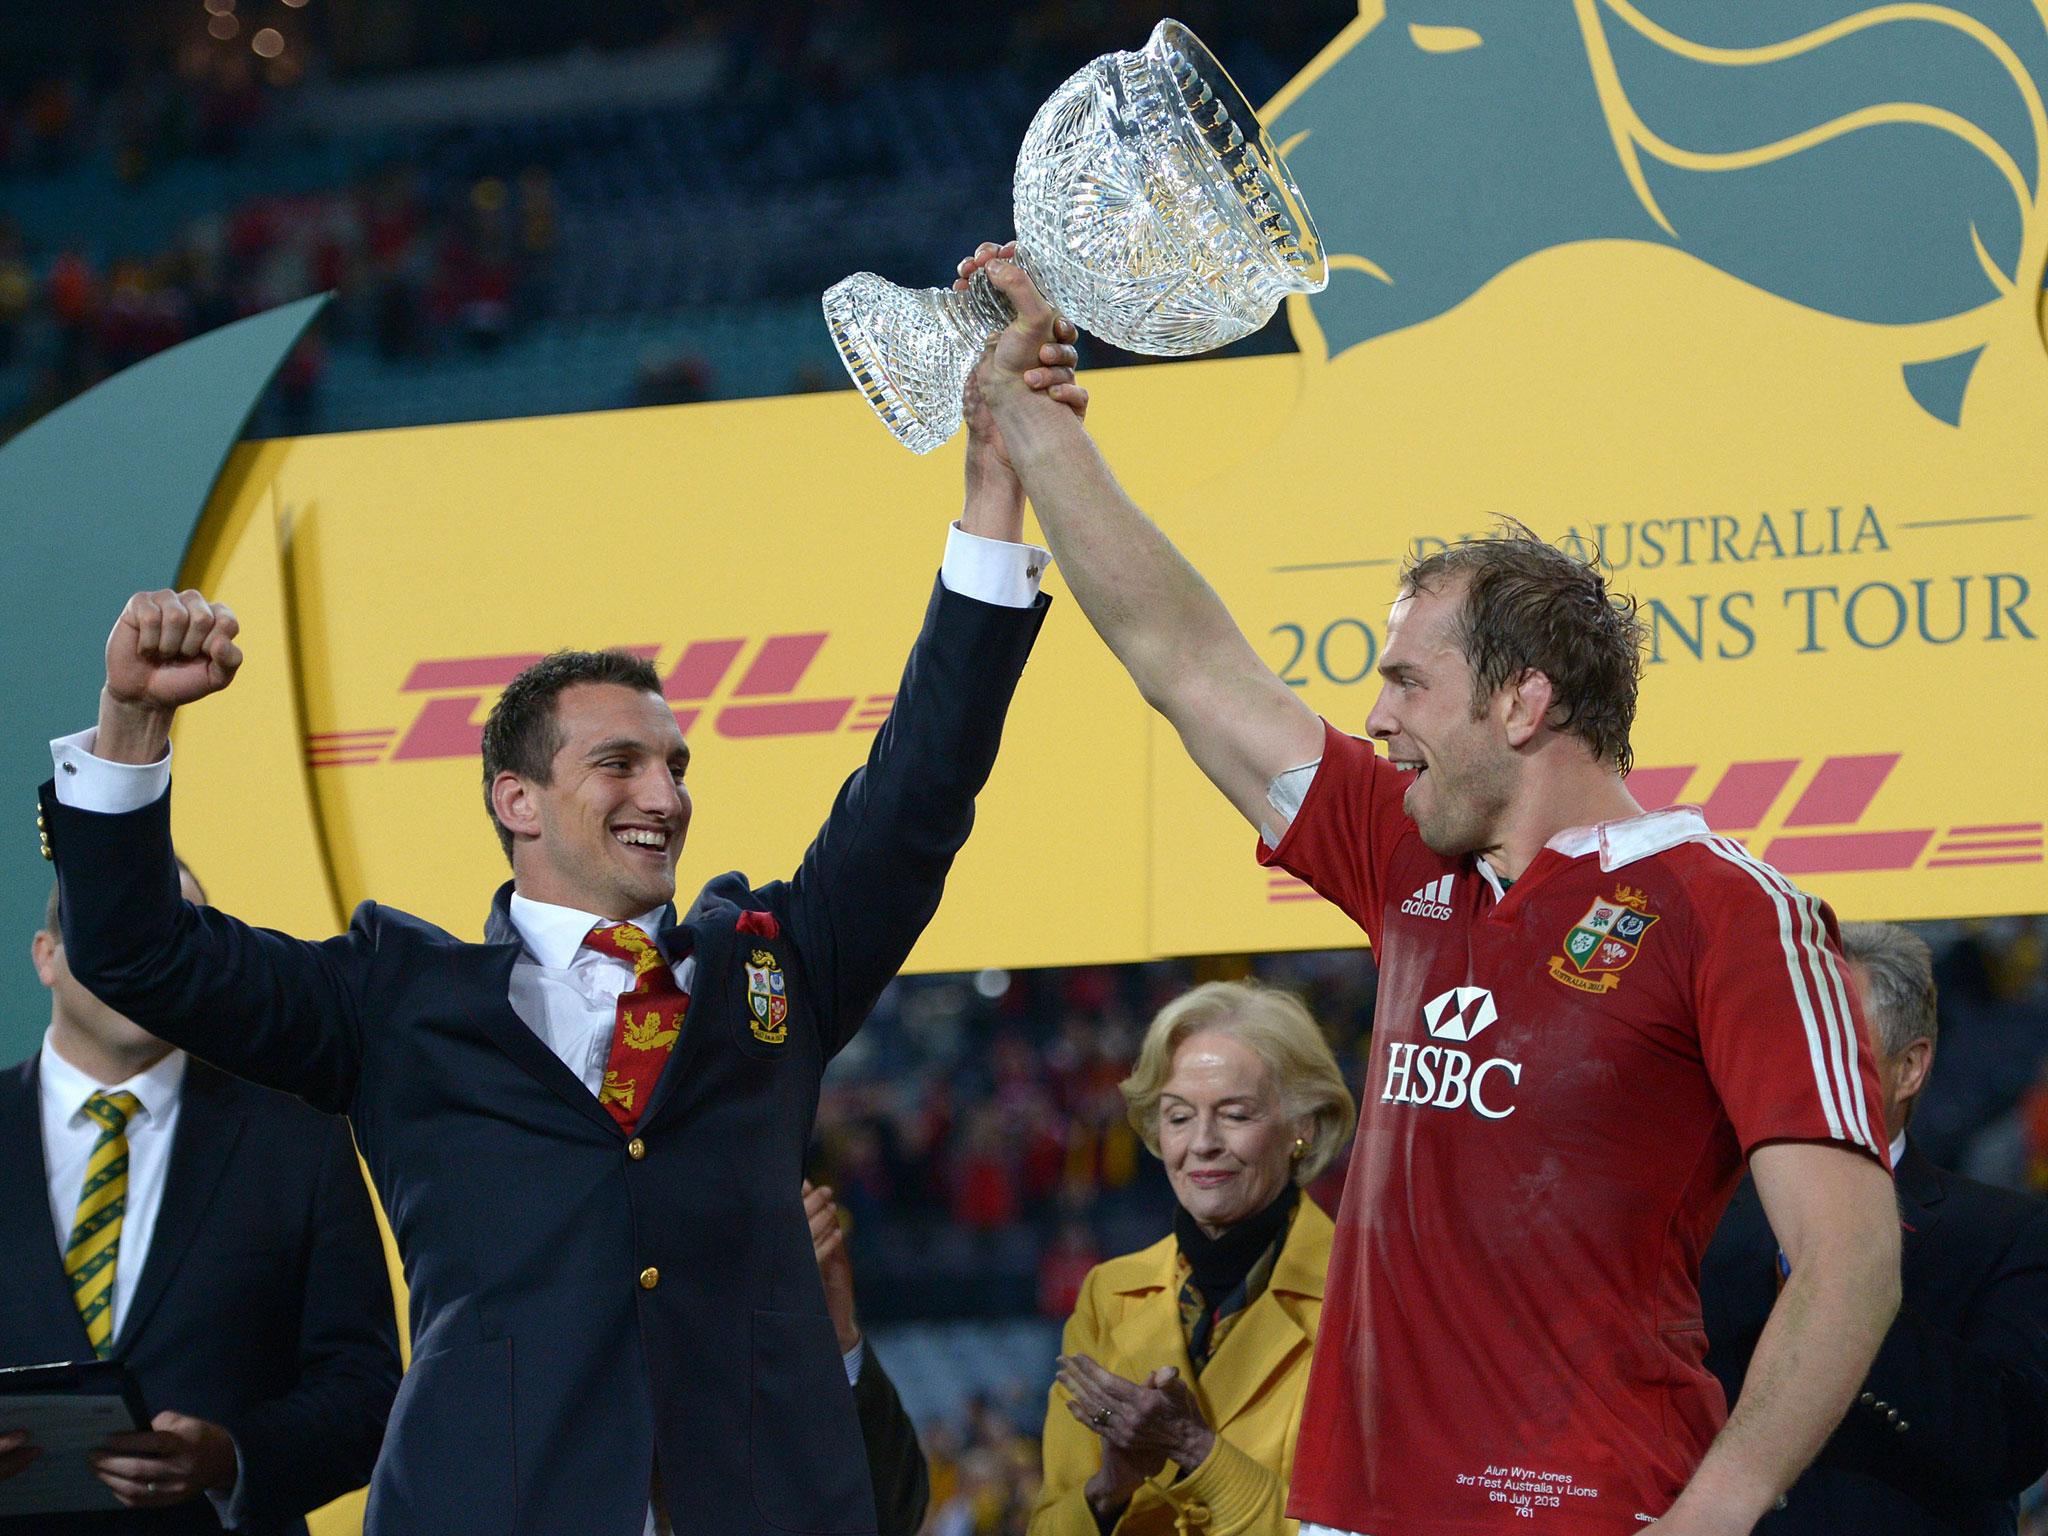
[583,922,689,1133]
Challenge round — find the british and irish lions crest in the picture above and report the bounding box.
[823,18,1328,452]
[745,948,789,1045]
[1549,887,1660,995]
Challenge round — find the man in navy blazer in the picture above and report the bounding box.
[37,351,1080,1535]
[0,872,399,1535]
[1702,922,2048,1535]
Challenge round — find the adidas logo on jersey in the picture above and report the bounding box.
[1400,874,1455,921]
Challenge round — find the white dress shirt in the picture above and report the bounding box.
[50,523,1039,1536]
[506,893,694,1096]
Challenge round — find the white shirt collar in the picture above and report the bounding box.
[508,893,669,970]
[1890,1131,1907,1167]
[39,1029,187,1127]
[1543,805,1712,871]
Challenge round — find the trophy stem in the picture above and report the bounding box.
[822,261,1025,455]
[946,267,1017,349]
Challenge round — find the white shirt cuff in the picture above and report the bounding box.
[204,1437,249,1528]
[842,1337,865,1386]
[939,522,1049,609]
[50,728,171,814]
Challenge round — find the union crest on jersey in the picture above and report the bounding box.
[744,947,789,1044]
[1548,886,1659,994]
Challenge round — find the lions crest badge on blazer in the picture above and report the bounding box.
[744,948,789,1045]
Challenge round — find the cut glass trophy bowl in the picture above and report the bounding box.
[823,18,1328,454]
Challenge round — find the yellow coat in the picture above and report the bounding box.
[1028,1197,1334,1536]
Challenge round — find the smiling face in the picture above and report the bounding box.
[1364,577,1516,857]
[1159,1028,1305,1239]
[496,682,693,920]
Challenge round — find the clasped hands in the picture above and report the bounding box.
[958,240,1086,431]
[0,1411,237,1508]
[1058,1351,1216,1517]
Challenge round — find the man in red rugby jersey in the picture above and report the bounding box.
[964,245,1900,1536]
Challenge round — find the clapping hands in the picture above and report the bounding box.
[1058,1351,1216,1520]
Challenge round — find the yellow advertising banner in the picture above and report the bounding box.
[176,310,2046,971]
[173,1,2048,970]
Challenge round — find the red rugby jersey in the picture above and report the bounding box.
[1263,723,1887,1536]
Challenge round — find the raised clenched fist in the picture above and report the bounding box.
[105,589,243,716]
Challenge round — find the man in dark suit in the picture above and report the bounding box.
[37,357,1077,1535]
[1702,921,2048,1535]
[804,1180,927,1536]
[0,870,399,1534]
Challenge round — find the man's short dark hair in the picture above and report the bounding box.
[480,650,666,863]
[1403,521,1645,774]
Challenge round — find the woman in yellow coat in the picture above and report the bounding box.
[1030,980,1356,1536]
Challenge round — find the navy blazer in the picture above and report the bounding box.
[851,1345,927,1536]
[0,1056,399,1535]
[1701,1140,2048,1535]
[41,579,1044,1536]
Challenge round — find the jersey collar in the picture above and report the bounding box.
[1542,804,1711,871]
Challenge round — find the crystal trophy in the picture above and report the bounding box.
[823,18,1328,454]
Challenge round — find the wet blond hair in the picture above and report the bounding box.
[1119,979,1357,1184]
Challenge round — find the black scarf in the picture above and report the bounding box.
[1175,1183,1299,1318]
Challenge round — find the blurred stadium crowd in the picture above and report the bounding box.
[8,5,2048,1532]
[0,0,1343,441]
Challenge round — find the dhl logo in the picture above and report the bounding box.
[304,633,893,769]
[1265,752,2042,903]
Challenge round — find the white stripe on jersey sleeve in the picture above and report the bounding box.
[1713,836,1880,1150]
[1706,836,1879,1150]
[1699,836,1858,1148]
[1814,919,1880,1148]
[1748,849,1879,1150]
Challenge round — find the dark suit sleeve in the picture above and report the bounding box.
[40,779,372,1113]
[220,1113,402,1523]
[853,1345,930,1536]
[1698,1175,1773,1410]
[776,577,1045,1056]
[1829,1197,2048,1501]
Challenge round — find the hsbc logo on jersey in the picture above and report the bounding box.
[1381,986,1522,1120]
[1423,985,1495,1042]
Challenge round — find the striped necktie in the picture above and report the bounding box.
[64,1090,141,1358]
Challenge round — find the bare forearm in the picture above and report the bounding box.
[961,449,1028,543]
[991,390,1254,709]
[94,691,173,765]
[1670,1249,1900,1531]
